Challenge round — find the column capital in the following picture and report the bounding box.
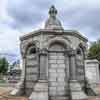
[39,48,48,56]
[68,50,76,57]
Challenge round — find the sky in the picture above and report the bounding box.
[0,0,100,60]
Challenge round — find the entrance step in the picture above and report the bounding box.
[50,96,69,100]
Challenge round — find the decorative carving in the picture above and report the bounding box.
[45,5,63,30]
[21,40,40,58]
[68,50,76,57]
[39,48,48,56]
[46,36,71,50]
[79,42,86,51]
[49,5,57,18]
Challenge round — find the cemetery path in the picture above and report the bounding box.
[88,96,100,100]
[0,87,28,100]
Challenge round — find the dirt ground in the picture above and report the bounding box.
[0,87,28,100]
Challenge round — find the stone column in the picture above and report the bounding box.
[68,50,88,100]
[39,48,48,80]
[21,56,26,81]
[94,60,100,83]
[68,50,76,80]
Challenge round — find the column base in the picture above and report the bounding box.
[29,79,48,100]
[69,80,88,100]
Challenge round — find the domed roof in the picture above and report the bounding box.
[45,5,63,30]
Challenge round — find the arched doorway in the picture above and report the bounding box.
[48,41,69,98]
[25,44,39,96]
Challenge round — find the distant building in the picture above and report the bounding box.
[8,60,21,83]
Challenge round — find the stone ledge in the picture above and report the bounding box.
[10,80,24,96]
[29,80,48,100]
[69,80,88,100]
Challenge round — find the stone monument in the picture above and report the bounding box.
[85,59,100,86]
[11,5,89,100]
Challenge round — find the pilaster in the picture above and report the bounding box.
[29,48,49,100]
[68,50,76,80]
[68,50,87,100]
[39,48,48,80]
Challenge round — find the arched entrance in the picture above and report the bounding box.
[48,41,69,98]
[25,44,39,96]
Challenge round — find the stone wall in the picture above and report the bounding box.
[85,59,100,86]
[20,30,88,98]
[76,54,85,86]
[25,55,39,96]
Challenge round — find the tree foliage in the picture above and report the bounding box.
[0,57,9,74]
[88,41,100,61]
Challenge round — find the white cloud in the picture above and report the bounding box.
[0,0,100,61]
[0,23,20,54]
[0,0,8,19]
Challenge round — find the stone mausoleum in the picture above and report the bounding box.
[12,5,97,100]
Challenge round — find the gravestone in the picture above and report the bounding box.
[85,59,100,86]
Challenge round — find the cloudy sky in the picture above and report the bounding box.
[0,0,100,59]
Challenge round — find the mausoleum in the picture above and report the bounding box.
[11,5,98,100]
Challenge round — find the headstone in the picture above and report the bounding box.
[85,59,100,86]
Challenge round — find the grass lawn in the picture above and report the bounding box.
[0,80,6,83]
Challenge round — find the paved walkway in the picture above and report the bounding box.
[88,96,100,100]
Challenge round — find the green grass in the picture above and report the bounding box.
[0,80,6,83]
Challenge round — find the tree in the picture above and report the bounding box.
[0,57,9,74]
[88,41,100,62]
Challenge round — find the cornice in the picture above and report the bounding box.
[20,29,88,42]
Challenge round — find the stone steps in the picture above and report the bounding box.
[50,96,69,100]
[50,96,100,100]
[1,95,100,100]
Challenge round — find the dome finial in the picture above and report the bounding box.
[45,5,63,30]
[49,5,57,18]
